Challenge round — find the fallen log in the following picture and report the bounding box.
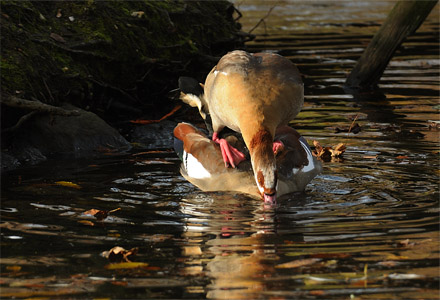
[344,0,438,91]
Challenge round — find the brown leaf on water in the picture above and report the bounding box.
[275,258,321,269]
[309,290,325,296]
[55,181,81,189]
[427,120,440,130]
[312,140,331,161]
[101,246,138,262]
[78,220,95,226]
[312,141,346,161]
[396,155,409,160]
[83,208,120,221]
[6,265,22,272]
[378,260,398,267]
[397,238,422,248]
[330,143,346,157]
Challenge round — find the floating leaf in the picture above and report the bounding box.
[276,258,320,269]
[396,155,409,160]
[312,141,345,161]
[6,265,22,272]
[83,208,120,221]
[330,143,346,157]
[55,181,81,189]
[78,220,95,226]
[105,262,148,270]
[101,246,138,263]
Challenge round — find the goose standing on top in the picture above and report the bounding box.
[179,50,304,204]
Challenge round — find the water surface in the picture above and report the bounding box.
[1,1,439,299]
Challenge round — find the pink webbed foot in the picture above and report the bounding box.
[273,140,284,155]
[212,132,246,168]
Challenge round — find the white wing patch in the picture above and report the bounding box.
[300,140,315,173]
[184,151,211,179]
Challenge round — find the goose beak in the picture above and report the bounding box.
[263,192,276,204]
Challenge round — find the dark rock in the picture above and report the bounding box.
[3,104,130,171]
[131,120,177,149]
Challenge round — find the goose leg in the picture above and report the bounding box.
[212,132,246,168]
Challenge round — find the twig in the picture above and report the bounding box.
[87,77,139,105]
[248,5,277,34]
[130,104,182,124]
[347,113,359,134]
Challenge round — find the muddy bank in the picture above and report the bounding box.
[1,1,249,170]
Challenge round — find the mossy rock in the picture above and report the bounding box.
[1,1,247,128]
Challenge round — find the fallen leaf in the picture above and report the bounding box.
[83,208,120,221]
[427,120,440,130]
[55,181,81,189]
[101,246,138,263]
[330,143,346,157]
[396,155,409,160]
[312,141,345,161]
[111,281,128,286]
[78,220,95,226]
[397,238,420,248]
[309,290,325,296]
[275,258,320,269]
[50,32,66,43]
[105,262,148,270]
[312,140,332,161]
[6,265,22,272]
[131,11,145,18]
[378,261,398,267]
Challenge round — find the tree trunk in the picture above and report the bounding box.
[344,0,438,91]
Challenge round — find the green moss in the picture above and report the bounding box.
[1,0,246,120]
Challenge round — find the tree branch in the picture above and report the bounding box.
[1,94,80,116]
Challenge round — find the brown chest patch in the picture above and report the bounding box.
[249,129,273,151]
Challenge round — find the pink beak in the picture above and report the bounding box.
[263,193,276,204]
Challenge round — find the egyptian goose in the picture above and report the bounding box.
[179,50,304,203]
[173,123,321,200]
